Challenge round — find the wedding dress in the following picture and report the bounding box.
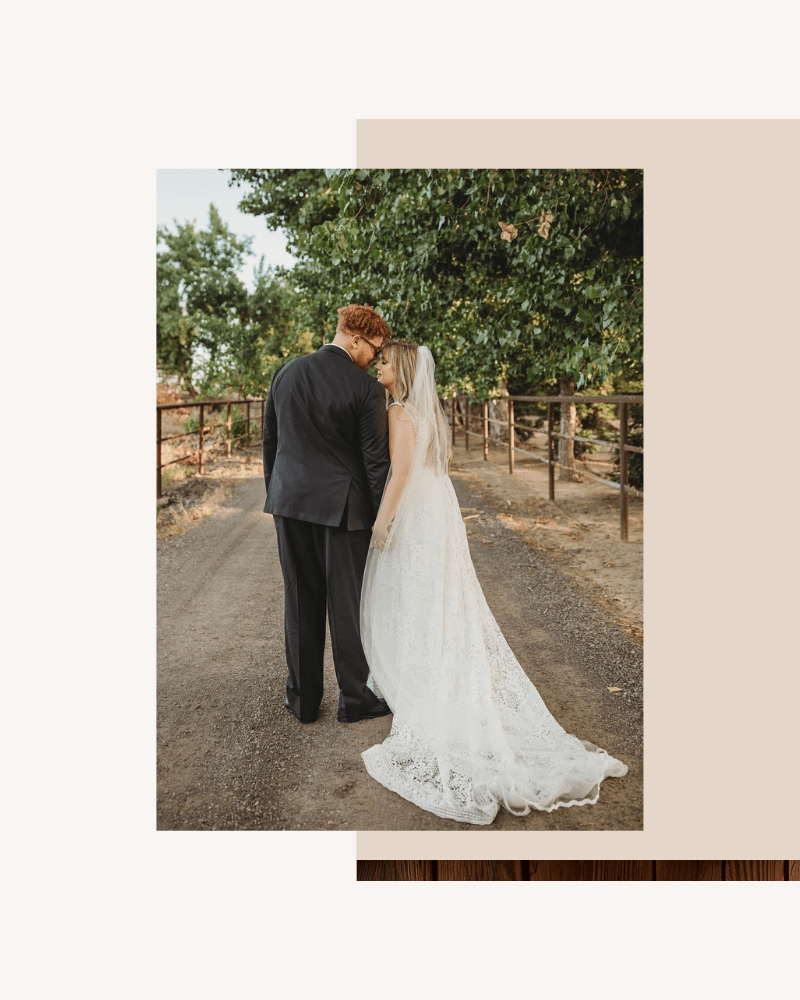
[360,346,627,825]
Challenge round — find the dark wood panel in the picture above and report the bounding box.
[656,861,723,880]
[356,861,434,880]
[725,861,785,881]
[589,861,652,880]
[437,860,524,880]
[529,861,594,880]
[358,861,798,881]
[394,860,436,880]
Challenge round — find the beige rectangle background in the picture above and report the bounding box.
[355,119,799,861]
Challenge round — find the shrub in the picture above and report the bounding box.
[610,403,643,491]
[229,405,259,444]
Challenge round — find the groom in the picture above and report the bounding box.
[262,304,393,724]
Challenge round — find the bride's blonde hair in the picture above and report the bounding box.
[381,340,449,470]
[380,339,418,407]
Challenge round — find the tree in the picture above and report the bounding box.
[226,260,314,397]
[229,170,643,474]
[157,204,251,395]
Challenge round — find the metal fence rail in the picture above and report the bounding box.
[449,394,644,542]
[158,393,643,541]
[157,397,264,498]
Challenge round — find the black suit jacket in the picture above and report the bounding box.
[262,344,390,530]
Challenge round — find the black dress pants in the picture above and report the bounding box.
[272,514,384,722]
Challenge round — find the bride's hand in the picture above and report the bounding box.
[371,521,391,550]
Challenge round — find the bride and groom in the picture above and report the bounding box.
[262,303,626,826]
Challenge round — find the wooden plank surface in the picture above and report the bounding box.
[656,861,723,880]
[357,861,798,881]
[588,861,652,880]
[438,860,524,881]
[356,861,435,881]
[725,861,785,881]
[529,861,593,880]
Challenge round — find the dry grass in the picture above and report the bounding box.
[157,383,263,524]
[157,447,263,541]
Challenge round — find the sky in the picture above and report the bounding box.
[156,169,297,290]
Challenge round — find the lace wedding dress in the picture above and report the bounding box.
[360,347,627,825]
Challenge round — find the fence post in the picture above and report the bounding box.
[619,402,629,542]
[199,403,205,475]
[226,401,232,457]
[483,401,489,460]
[246,401,251,449]
[508,398,515,475]
[157,407,162,499]
[547,402,555,501]
[465,399,470,451]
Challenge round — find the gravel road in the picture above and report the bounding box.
[157,469,643,831]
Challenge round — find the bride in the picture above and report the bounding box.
[360,340,627,826]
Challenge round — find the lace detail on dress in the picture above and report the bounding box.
[360,467,627,826]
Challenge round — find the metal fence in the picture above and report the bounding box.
[450,394,644,542]
[157,397,264,498]
[157,393,643,541]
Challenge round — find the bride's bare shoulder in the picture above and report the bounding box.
[388,402,411,423]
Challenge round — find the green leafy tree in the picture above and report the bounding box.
[157,204,314,398]
[229,168,642,393]
[229,169,642,476]
[157,204,251,395]
[222,260,314,397]
[230,169,346,343]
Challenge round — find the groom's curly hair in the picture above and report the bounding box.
[336,303,393,344]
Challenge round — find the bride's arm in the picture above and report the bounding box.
[371,406,415,548]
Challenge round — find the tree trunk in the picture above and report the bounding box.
[488,380,509,441]
[558,375,580,481]
[182,371,198,398]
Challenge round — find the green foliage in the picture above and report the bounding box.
[229,405,259,442]
[608,385,644,490]
[157,204,313,398]
[229,168,643,399]
[625,429,644,491]
[157,204,252,394]
[183,412,200,434]
[183,406,257,449]
[227,260,315,396]
[161,465,195,485]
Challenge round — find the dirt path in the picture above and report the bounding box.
[157,443,643,831]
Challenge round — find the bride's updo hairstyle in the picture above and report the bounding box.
[380,339,418,407]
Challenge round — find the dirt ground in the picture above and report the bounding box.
[157,434,643,832]
[450,432,643,638]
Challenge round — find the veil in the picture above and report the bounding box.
[396,344,451,477]
[360,345,450,700]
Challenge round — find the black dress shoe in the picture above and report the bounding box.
[338,699,392,724]
[284,698,322,723]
